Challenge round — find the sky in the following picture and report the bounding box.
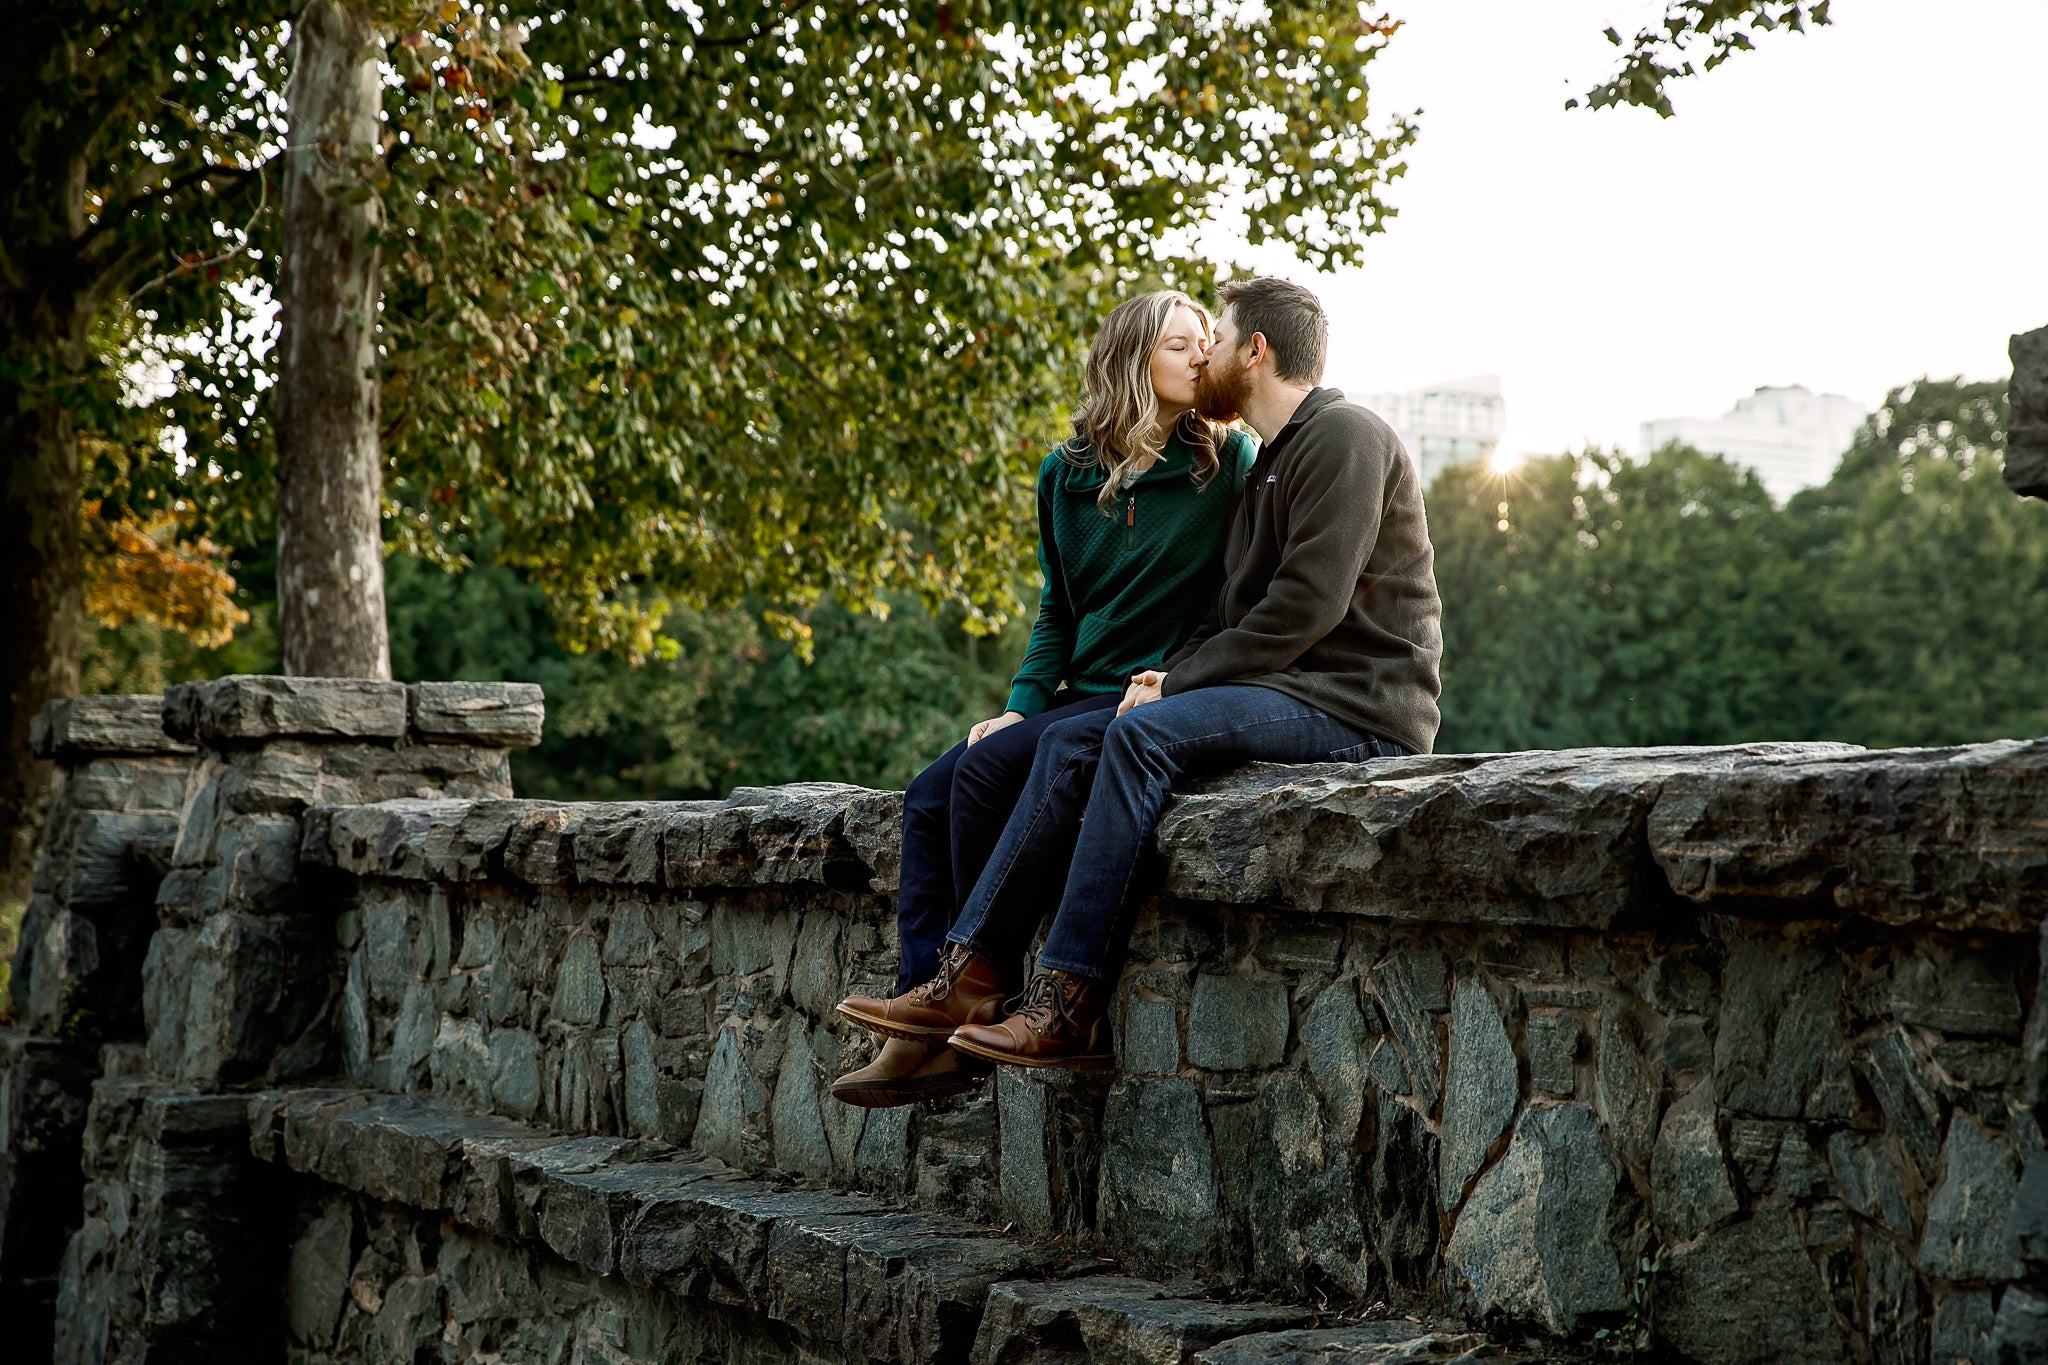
[1199,0,2048,461]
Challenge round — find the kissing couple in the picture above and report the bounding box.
[833,277,1444,1103]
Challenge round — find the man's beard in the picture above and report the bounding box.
[1194,356,1249,422]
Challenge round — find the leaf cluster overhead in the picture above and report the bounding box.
[95,0,1417,655]
[1572,0,1833,116]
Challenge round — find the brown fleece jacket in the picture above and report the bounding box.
[1160,387,1444,754]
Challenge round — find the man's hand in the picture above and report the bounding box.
[968,711,1026,745]
[1118,670,1166,715]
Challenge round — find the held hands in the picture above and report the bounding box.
[968,711,1026,745]
[1119,670,1166,715]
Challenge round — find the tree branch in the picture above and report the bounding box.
[75,159,272,260]
[127,162,271,304]
[771,342,842,402]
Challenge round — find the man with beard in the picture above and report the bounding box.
[930,276,1444,1070]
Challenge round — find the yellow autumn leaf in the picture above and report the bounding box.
[81,501,250,648]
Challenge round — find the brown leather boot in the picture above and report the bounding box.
[947,969,1113,1072]
[829,1038,994,1108]
[835,944,1010,1043]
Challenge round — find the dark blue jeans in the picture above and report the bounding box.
[894,691,1123,992]
[947,685,1408,983]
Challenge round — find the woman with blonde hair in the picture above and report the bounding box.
[832,289,1255,1107]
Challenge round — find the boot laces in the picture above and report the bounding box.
[1013,972,1077,1036]
[909,945,970,1005]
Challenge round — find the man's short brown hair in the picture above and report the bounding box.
[1219,277,1327,385]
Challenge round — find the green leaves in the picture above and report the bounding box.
[1571,2,1834,116]
[374,536,1023,797]
[1788,378,2044,746]
[1434,378,2048,753]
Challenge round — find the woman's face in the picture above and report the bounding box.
[1149,305,1210,411]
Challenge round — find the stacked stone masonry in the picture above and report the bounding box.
[2009,324,2048,501]
[1,679,540,1363]
[3,696,201,1362]
[4,678,2047,1363]
[147,676,534,1088]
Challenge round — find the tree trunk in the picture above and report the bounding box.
[0,358,84,904]
[276,0,390,678]
[0,28,97,902]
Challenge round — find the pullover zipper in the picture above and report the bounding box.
[1125,493,1135,549]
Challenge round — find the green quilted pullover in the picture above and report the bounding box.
[1006,428,1256,717]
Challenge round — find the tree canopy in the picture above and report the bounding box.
[83,0,1419,659]
[1572,0,1833,117]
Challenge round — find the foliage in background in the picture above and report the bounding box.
[30,0,1828,668]
[1434,378,2046,754]
[1432,444,1811,750]
[0,897,20,1015]
[33,0,1911,796]
[88,525,1022,796]
[1790,378,2037,745]
[383,536,1025,798]
[73,391,262,694]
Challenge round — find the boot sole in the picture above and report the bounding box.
[829,1070,990,1108]
[834,1003,960,1044]
[946,1036,1115,1073]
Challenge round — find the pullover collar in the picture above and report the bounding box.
[1259,387,1345,460]
[1056,428,1208,494]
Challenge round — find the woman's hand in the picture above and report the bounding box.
[968,711,1027,746]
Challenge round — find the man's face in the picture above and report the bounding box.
[1193,309,1251,422]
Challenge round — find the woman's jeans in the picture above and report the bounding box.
[946,685,1409,984]
[893,691,1123,992]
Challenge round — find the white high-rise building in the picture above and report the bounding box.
[1639,386,1867,501]
[1357,375,1507,488]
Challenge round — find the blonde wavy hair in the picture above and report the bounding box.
[1062,290,1228,514]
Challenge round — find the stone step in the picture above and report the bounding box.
[1192,1322,1534,1363]
[248,1087,1510,1365]
[968,1280,1540,1364]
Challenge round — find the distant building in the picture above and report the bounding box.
[1358,375,1507,487]
[1639,386,1868,501]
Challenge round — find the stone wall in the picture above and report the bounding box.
[52,1071,287,1365]
[0,677,541,1362]
[245,1087,1503,1365]
[14,695,199,1038]
[2,697,199,1362]
[297,740,2048,1361]
[6,682,2048,1364]
[2010,325,2048,501]
[146,675,539,1087]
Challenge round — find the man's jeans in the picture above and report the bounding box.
[946,685,1408,983]
[893,691,1122,992]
